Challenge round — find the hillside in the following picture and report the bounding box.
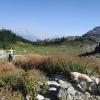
[82,27,100,42]
[0,29,32,49]
[0,28,98,55]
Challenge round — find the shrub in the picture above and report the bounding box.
[0,89,23,100]
[14,55,99,75]
[0,68,45,98]
[37,58,94,76]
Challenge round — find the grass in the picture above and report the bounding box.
[0,46,100,99]
[0,60,46,99]
[14,55,100,75]
[11,42,85,55]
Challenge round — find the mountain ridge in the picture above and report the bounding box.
[82,26,100,42]
[0,26,100,49]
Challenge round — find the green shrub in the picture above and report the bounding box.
[0,68,45,98]
[14,61,34,71]
[37,58,94,76]
[0,79,5,87]
[0,89,23,100]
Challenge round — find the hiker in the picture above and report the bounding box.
[8,47,14,62]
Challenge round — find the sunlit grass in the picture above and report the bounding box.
[14,55,100,75]
[12,43,85,55]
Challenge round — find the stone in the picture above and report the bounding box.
[57,87,68,100]
[35,94,44,100]
[98,82,100,94]
[0,50,6,59]
[38,74,100,100]
[25,94,31,100]
[95,95,100,100]
[89,82,98,94]
[84,92,90,100]
[44,98,50,100]
[79,81,87,92]
[91,77,99,84]
[67,85,77,95]
[49,87,57,91]
[58,80,71,89]
[46,81,60,86]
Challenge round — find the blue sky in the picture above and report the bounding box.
[0,0,100,40]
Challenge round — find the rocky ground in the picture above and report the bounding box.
[35,74,100,100]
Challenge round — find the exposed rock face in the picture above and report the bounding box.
[0,50,6,59]
[36,74,100,100]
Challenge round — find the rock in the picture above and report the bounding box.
[0,50,6,59]
[84,92,90,100]
[46,81,60,86]
[88,77,100,94]
[54,75,67,81]
[91,77,100,84]
[38,74,100,100]
[95,95,100,100]
[98,82,100,94]
[35,94,44,100]
[44,98,50,100]
[79,81,88,92]
[57,87,68,100]
[57,85,84,100]
[67,85,78,95]
[58,80,71,89]
[89,82,98,94]
[24,94,31,100]
[49,87,57,91]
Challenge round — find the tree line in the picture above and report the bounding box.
[0,29,32,49]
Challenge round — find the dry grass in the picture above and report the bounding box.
[14,55,100,75]
[15,55,100,68]
[0,57,46,99]
[0,54,99,99]
[48,55,100,68]
[0,63,16,74]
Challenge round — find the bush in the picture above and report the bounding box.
[0,68,45,98]
[15,55,99,75]
[36,58,94,76]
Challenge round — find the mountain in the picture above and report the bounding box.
[0,29,32,49]
[82,27,100,42]
[18,33,38,41]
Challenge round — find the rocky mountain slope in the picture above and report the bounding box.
[82,27,100,43]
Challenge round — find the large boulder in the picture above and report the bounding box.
[35,94,44,100]
[0,50,6,59]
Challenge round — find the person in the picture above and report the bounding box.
[8,47,14,62]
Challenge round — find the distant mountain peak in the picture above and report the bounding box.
[93,26,100,30]
[82,26,100,42]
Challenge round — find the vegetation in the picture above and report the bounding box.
[0,28,100,99]
[0,61,46,99]
[0,29,32,49]
[14,55,100,75]
[13,43,85,55]
[0,28,96,56]
[0,55,99,99]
